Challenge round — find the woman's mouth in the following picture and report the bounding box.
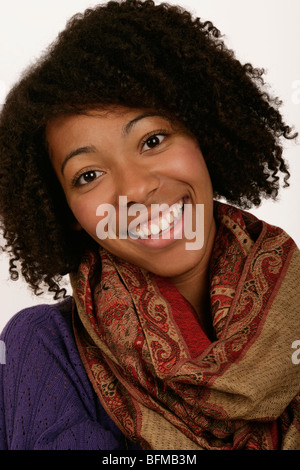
[128,198,187,248]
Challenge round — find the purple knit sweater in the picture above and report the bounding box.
[0,297,140,450]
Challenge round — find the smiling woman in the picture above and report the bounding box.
[46,109,215,297]
[0,0,299,451]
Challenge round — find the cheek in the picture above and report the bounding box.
[69,196,101,237]
[166,142,211,190]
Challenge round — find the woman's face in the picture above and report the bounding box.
[46,107,216,278]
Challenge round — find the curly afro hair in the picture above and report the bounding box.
[0,0,297,298]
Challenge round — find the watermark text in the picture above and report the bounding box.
[291,340,300,365]
[0,340,6,364]
[95,197,204,250]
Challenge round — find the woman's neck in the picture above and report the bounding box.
[171,218,217,338]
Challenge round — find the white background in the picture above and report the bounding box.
[0,0,299,332]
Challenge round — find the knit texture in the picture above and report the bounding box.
[0,298,140,450]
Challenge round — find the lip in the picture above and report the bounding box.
[129,196,190,249]
[128,197,185,228]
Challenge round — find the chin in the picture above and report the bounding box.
[129,248,204,279]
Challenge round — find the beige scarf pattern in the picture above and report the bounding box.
[71,202,300,450]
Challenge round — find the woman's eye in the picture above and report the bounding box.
[75,170,103,187]
[142,134,165,151]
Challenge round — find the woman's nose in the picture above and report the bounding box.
[115,165,160,205]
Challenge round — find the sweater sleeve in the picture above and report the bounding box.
[0,332,7,449]
[0,299,134,450]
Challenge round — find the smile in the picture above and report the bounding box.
[128,198,184,239]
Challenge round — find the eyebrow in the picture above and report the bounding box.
[61,145,97,175]
[122,112,171,136]
[60,112,171,175]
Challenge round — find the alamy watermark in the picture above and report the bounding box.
[0,341,6,365]
[291,80,300,104]
[291,340,300,365]
[95,196,204,250]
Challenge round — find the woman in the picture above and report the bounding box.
[0,0,299,450]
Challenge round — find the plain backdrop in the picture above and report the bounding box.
[0,0,299,332]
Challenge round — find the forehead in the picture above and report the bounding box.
[46,107,172,139]
[46,108,133,138]
[45,107,178,159]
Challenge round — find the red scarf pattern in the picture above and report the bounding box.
[71,202,300,450]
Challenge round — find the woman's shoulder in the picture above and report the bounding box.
[1,296,74,341]
[0,298,77,373]
[0,297,131,450]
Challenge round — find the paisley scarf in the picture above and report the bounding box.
[70,202,300,450]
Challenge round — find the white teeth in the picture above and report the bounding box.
[149,223,160,235]
[136,226,145,237]
[142,226,150,237]
[130,198,184,239]
[159,218,170,231]
[166,212,174,224]
[172,205,179,218]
